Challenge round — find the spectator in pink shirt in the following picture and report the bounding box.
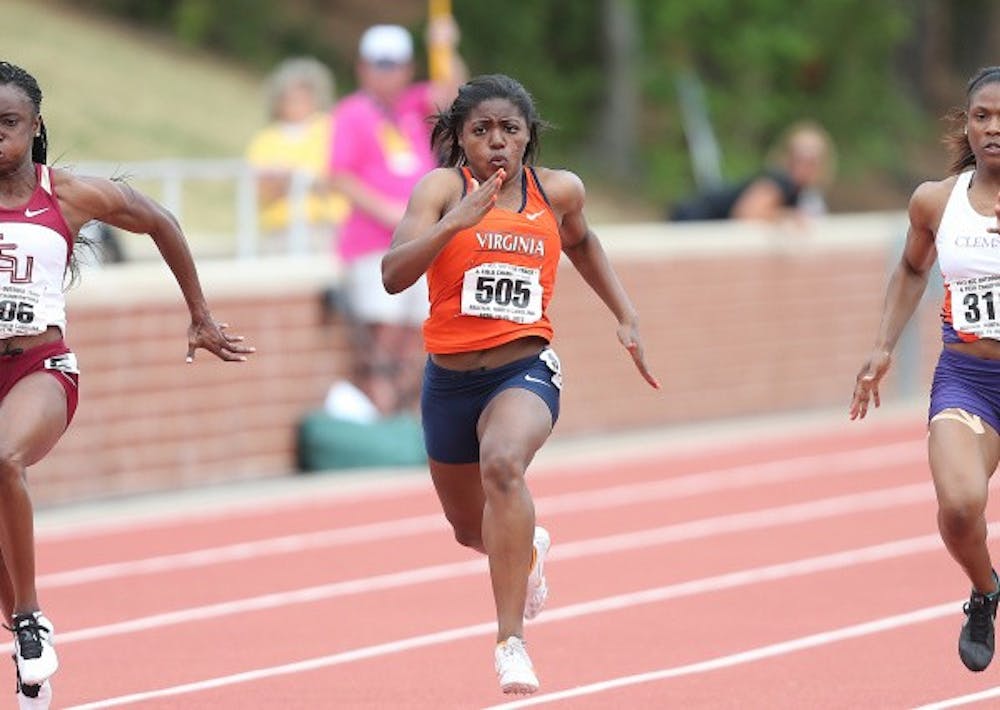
[330,22,463,416]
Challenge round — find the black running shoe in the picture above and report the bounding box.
[959,575,1000,672]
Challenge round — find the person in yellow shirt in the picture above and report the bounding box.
[245,57,348,251]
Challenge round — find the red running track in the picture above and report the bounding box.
[19,412,1000,709]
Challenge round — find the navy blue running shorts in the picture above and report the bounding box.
[421,348,562,464]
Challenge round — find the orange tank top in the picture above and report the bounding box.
[423,166,561,354]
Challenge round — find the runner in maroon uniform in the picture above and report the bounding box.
[0,61,254,708]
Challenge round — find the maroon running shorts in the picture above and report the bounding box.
[0,340,80,428]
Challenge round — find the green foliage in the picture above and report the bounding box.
[65,0,932,208]
[638,0,921,198]
[73,0,339,71]
[451,1,604,162]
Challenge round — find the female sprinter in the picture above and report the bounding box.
[851,66,1000,674]
[0,61,254,708]
[382,73,659,695]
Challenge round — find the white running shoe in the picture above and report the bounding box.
[12,652,52,710]
[17,680,52,710]
[11,613,57,686]
[524,526,550,620]
[494,636,539,695]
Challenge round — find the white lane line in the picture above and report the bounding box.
[38,441,926,588]
[485,601,961,709]
[38,514,450,588]
[41,483,937,648]
[912,686,1000,709]
[61,531,968,709]
[34,472,430,542]
[539,441,924,515]
[549,483,931,559]
[36,438,924,541]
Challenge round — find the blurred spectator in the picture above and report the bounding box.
[329,21,464,416]
[245,57,348,251]
[669,121,836,223]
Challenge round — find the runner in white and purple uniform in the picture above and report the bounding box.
[851,66,1000,675]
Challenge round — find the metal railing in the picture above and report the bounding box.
[72,158,321,259]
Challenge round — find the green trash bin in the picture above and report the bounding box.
[296,409,426,471]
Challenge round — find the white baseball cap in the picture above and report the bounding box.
[359,25,413,65]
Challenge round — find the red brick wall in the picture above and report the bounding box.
[28,214,941,504]
[550,225,940,434]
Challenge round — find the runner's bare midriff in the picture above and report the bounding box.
[0,325,62,354]
[430,335,548,371]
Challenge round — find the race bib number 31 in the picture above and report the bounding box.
[952,275,1000,339]
[461,262,542,324]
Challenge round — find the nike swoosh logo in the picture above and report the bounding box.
[524,374,552,387]
[525,210,546,221]
[24,207,49,218]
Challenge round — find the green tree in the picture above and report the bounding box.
[71,0,947,209]
[638,0,919,201]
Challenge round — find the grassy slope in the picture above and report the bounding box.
[5,0,264,161]
[3,1,660,246]
[2,1,272,255]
